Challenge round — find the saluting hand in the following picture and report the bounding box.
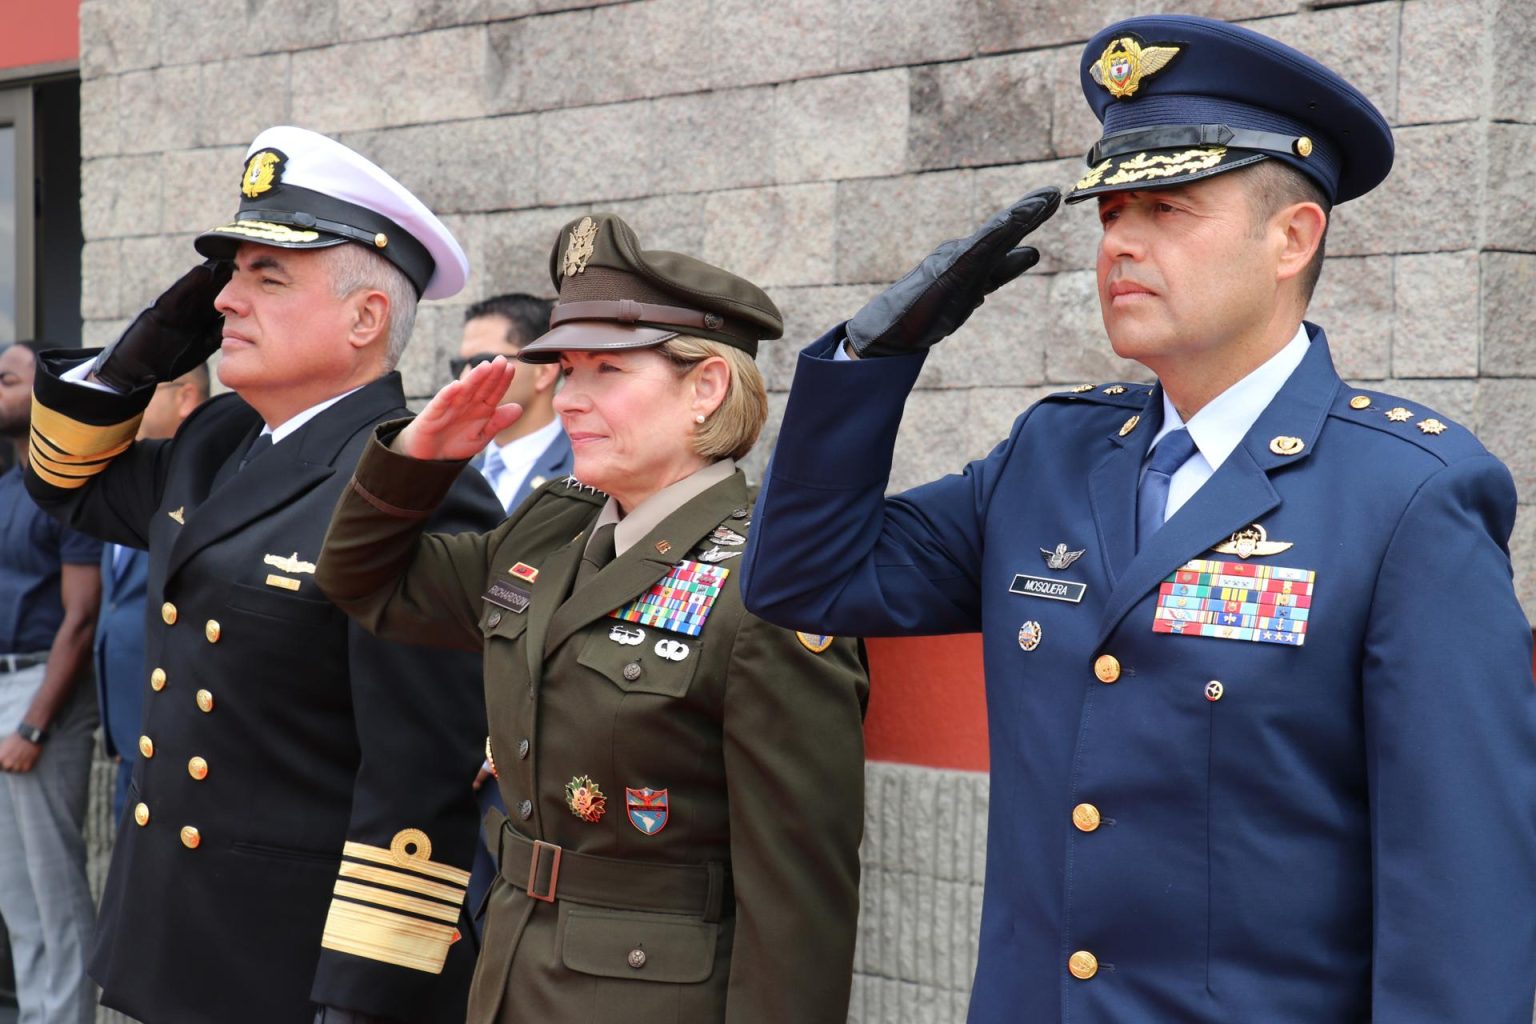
[846,187,1061,358]
[394,357,525,462]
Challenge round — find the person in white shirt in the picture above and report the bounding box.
[452,295,571,513]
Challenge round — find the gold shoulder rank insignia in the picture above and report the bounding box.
[241,149,287,198]
[1103,385,1127,395]
[563,216,598,278]
[323,828,470,974]
[1211,523,1294,559]
[1090,35,1183,99]
[263,552,317,575]
[797,632,835,653]
[168,506,185,524]
[1384,407,1413,422]
[1119,415,1140,437]
[1071,384,1097,393]
[1417,418,1447,435]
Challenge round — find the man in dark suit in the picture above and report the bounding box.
[26,126,501,1024]
[742,15,1536,1024]
[93,364,209,820]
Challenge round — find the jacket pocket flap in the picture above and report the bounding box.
[561,906,717,984]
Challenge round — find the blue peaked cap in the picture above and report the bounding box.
[1066,14,1393,205]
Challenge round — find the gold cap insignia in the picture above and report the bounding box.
[1417,418,1447,435]
[563,216,598,278]
[1089,35,1183,99]
[1269,436,1305,456]
[263,552,316,575]
[241,149,287,199]
[1211,523,1294,559]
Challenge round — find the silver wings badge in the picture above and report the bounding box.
[1040,543,1086,571]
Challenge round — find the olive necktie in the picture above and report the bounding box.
[574,522,618,588]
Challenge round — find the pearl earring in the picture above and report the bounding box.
[694,414,706,424]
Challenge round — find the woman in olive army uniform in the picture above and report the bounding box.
[316,213,868,1024]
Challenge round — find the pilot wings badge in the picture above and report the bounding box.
[1040,543,1086,571]
[1210,523,1294,560]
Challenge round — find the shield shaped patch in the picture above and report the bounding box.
[625,787,669,836]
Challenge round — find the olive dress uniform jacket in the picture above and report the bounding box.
[25,362,501,1024]
[741,325,1536,1024]
[315,428,868,1024]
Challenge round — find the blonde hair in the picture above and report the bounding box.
[658,336,767,461]
[321,243,418,370]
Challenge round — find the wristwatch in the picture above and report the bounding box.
[15,723,47,744]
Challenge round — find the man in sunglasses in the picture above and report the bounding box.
[452,294,569,514]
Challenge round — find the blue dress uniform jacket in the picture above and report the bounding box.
[741,324,1536,1023]
[25,359,501,1024]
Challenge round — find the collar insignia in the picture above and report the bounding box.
[168,506,185,524]
[241,149,287,199]
[1090,35,1183,99]
[1040,543,1086,570]
[1210,523,1294,560]
[563,216,598,278]
[263,551,316,575]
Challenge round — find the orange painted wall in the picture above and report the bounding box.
[0,1,79,71]
[863,634,988,771]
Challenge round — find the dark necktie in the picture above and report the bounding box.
[574,522,618,589]
[239,432,273,471]
[1136,428,1199,551]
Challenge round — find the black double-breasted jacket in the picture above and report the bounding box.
[27,360,501,1024]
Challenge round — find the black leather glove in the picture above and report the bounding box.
[846,187,1061,358]
[90,260,232,391]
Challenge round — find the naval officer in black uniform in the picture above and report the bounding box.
[25,125,501,1024]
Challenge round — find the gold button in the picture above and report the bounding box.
[138,735,154,759]
[180,826,201,849]
[187,756,208,781]
[196,689,214,713]
[1072,803,1102,832]
[373,232,388,248]
[627,948,647,969]
[161,602,178,625]
[134,802,150,827]
[150,667,167,691]
[1069,950,1099,980]
[1094,654,1121,684]
[1348,395,1370,410]
[204,620,221,643]
[1295,136,1313,158]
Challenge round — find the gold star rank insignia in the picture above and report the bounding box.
[1417,418,1447,435]
[1089,35,1183,99]
[1384,407,1413,422]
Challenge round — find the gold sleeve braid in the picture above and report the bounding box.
[28,396,143,490]
[320,829,470,974]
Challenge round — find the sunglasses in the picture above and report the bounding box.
[447,352,502,378]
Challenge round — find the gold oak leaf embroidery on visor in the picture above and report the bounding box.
[1101,147,1229,188]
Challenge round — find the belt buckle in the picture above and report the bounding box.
[526,840,562,903]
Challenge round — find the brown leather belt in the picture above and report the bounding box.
[486,807,731,922]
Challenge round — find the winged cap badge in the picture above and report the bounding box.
[1090,35,1183,99]
[1210,523,1294,559]
[563,216,598,278]
[1040,543,1086,570]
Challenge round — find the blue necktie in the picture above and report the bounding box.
[481,445,505,498]
[1136,428,1199,551]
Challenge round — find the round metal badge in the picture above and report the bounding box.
[1018,621,1042,652]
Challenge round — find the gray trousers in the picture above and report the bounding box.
[0,664,97,1024]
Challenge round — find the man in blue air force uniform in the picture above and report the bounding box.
[741,15,1536,1023]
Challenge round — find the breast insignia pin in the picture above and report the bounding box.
[1210,523,1294,559]
[565,776,607,823]
[1040,543,1085,570]
[1018,621,1042,652]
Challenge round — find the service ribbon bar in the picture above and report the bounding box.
[609,559,728,638]
[1154,557,1317,647]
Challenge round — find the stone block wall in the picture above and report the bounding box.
[76,2,1536,1021]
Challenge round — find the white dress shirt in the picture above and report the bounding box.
[479,418,564,511]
